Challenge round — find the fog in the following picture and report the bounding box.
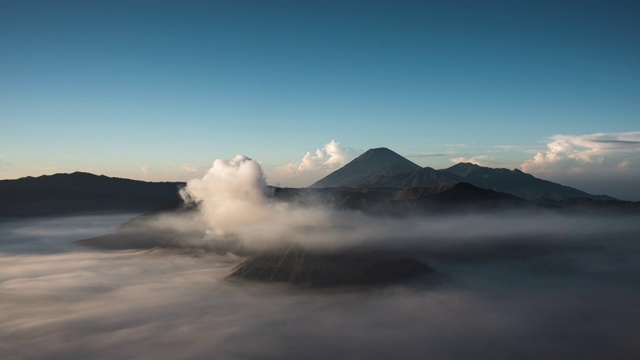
[2,213,640,360]
[2,157,639,359]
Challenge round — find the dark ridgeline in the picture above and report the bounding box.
[440,162,613,200]
[274,182,546,216]
[311,148,615,201]
[0,172,184,217]
[2,147,629,219]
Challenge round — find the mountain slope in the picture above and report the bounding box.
[310,147,421,188]
[364,166,462,189]
[441,163,613,200]
[0,172,184,216]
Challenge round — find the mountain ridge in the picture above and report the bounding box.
[0,172,184,217]
[440,162,614,200]
[312,148,614,201]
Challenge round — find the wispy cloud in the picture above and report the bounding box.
[404,153,448,158]
[493,145,543,154]
[180,163,200,173]
[443,143,470,148]
[585,139,640,149]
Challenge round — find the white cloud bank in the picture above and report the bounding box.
[520,132,640,200]
[2,214,640,360]
[270,140,359,187]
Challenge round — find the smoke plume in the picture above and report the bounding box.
[180,155,329,250]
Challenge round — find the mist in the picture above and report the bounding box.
[2,156,640,359]
[2,214,640,359]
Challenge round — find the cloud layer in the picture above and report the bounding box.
[2,214,640,360]
[520,132,640,200]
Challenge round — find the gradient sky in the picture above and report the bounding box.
[2,1,639,199]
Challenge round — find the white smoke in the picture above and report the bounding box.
[180,155,270,232]
[180,155,328,249]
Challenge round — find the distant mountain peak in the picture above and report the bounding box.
[357,147,413,162]
[310,147,421,188]
[443,162,484,177]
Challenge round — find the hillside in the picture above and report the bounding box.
[441,163,613,200]
[0,172,184,217]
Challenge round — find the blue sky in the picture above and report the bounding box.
[1,1,639,199]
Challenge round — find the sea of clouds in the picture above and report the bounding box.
[1,155,640,359]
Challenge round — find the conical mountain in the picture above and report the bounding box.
[310,148,421,188]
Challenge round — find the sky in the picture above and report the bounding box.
[1,0,639,200]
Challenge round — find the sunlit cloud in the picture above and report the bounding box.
[270,140,360,187]
[520,132,640,175]
[520,132,640,200]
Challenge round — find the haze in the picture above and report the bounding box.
[2,210,640,359]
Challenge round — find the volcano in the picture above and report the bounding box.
[310,147,421,188]
[228,245,435,287]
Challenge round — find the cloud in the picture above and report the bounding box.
[493,145,543,154]
[180,155,329,249]
[520,132,640,200]
[521,132,640,175]
[179,153,640,252]
[270,140,359,187]
[180,163,199,173]
[2,214,640,359]
[405,153,448,158]
[449,155,495,166]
